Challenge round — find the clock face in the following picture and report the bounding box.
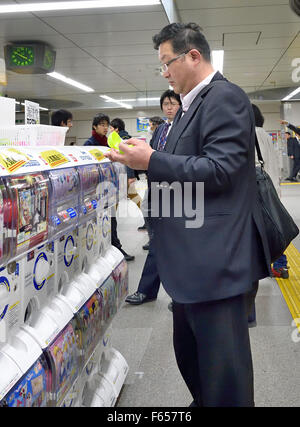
[11,46,34,67]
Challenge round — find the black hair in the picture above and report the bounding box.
[285,131,291,135]
[160,89,181,110]
[251,104,264,128]
[51,109,73,126]
[110,118,125,132]
[92,113,110,129]
[153,22,211,62]
[149,116,165,126]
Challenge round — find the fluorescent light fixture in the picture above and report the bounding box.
[100,95,133,109]
[0,0,160,13]
[137,97,160,101]
[47,72,95,93]
[114,97,160,102]
[212,50,224,74]
[282,87,300,101]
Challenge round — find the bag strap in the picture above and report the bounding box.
[255,133,265,167]
[197,78,265,167]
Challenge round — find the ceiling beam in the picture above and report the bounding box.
[160,0,181,23]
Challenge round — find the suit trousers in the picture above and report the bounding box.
[172,290,255,407]
[291,158,300,179]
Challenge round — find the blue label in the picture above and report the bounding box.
[91,200,97,209]
[52,215,61,226]
[33,252,48,291]
[0,276,10,321]
[64,235,74,267]
[67,208,77,219]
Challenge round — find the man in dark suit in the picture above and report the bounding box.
[281,121,300,181]
[105,23,270,407]
[125,90,181,305]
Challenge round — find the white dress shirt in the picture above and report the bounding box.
[180,70,217,113]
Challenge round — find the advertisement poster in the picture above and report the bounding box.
[25,100,40,125]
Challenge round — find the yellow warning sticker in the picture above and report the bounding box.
[40,149,69,168]
[89,148,105,162]
[0,148,30,173]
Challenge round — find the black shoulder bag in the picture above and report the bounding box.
[255,135,299,263]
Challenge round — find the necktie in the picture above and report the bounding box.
[157,122,171,151]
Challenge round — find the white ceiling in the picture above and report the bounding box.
[0,0,299,111]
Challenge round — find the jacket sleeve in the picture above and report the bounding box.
[148,85,252,193]
[126,166,136,179]
[287,123,300,137]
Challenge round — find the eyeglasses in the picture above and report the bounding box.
[162,102,180,107]
[159,51,190,75]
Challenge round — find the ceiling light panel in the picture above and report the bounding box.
[0,1,161,14]
[47,72,95,92]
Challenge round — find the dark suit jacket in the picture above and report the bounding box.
[147,72,270,304]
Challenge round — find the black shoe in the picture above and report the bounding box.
[142,242,150,250]
[138,224,147,230]
[168,301,173,312]
[119,248,135,262]
[125,291,157,305]
[248,320,257,328]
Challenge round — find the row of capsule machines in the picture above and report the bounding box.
[0,158,129,407]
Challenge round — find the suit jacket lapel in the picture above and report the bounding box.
[164,72,226,154]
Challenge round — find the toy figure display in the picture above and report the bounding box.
[99,275,117,332]
[0,355,50,407]
[112,259,128,309]
[77,165,102,273]
[78,164,101,218]
[74,290,103,366]
[48,167,80,239]
[98,162,118,209]
[45,321,80,407]
[6,173,49,257]
[0,178,12,266]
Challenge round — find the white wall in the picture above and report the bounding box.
[282,101,300,129]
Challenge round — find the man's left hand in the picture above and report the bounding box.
[104,138,155,170]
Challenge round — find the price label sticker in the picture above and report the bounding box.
[40,150,69,168]
[0,148,30,173]
[89,149,105,162]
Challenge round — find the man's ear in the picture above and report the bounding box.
[189,49,202,63]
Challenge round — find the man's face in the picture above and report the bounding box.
[159,40,192,96]
[94,120,109,136]
[61,118,73,132]
[162,97,180,121]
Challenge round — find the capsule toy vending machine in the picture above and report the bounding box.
[74,290,103,366]
[96,161,125,289]
[112,259,128,309]
[77,164,102,274]
[44,320,81,407]
[97,161,116,256]
[3,171,57,328]
[48,167,80,293]
[0,354,51,407]
[0,176,20,344]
